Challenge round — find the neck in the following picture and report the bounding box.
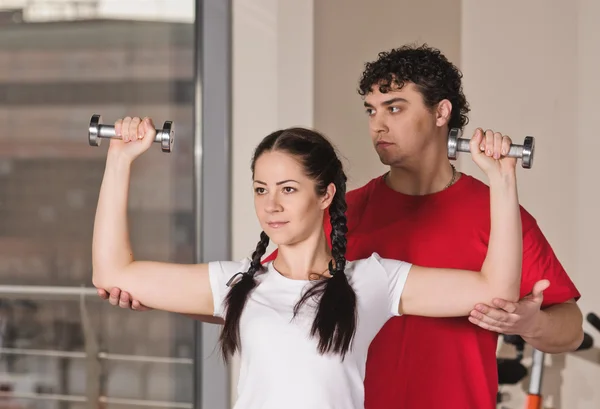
[273,228,332,280]
[386,143,459,195]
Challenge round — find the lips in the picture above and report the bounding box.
[267,221,289,228]
[376,141,393,148]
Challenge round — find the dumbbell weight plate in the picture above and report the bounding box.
[447,128,461,160]
[522,136,534,169]
[160,121,174,153]
[88,114,102,147]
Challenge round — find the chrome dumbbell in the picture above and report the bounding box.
[447,128,535,169]
[88,114,174,153]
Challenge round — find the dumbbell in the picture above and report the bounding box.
[447,128,535,169]
[88,114,174,153]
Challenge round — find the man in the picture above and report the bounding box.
[98,44,582,408]
[318,44,582,409]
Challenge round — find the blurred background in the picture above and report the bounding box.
[0,0,598,409]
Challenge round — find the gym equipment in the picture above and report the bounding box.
[447,128,535,169]
[88,114,174,153]
[497,332,593,409]
[497,335,527,388]
[525,333,593,409]
[497,335,528,405]
[587,312,600,333]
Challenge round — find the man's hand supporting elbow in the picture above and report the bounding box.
[468,279,584,353]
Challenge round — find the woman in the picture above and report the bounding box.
[92,116,523,409]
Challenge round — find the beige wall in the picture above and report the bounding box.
[314,0,462,190]
[231,0,600,407]
[231,0,314,401]
[460,1,599,406]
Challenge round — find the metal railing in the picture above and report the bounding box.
[0,285,193,408]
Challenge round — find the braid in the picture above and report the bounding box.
[219,231,270,360]
[294,165,357,358]
[329,167,348,274]
[249,231,270,276]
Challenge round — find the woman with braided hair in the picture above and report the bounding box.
[92,116,524,409]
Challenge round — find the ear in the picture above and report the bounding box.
[319,182,336,210]
[435,99,452,127]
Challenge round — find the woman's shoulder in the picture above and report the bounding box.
[347,253,412,279]
[346,252,387,277]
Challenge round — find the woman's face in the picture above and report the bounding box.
[252,151,334,246]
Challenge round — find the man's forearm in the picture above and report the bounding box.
[522,300,583,353]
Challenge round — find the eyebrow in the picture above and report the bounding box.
[364,97,409,108]
[253,179,299,185]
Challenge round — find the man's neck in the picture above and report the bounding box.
[385,154,459,196]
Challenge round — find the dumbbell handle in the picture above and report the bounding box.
[456,138,525,158]
[96,124,165,143]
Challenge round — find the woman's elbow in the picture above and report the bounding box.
[498,285,521,303]
[92,268,114,290]
[486,283,520,304]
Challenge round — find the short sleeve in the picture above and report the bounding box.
[370,253,413,317]
[208,258,252,317]
[519,217,580,307]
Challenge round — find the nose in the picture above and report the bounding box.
[370,112,389,136]
[265,192,283,213]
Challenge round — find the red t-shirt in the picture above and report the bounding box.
[263,173,580,409]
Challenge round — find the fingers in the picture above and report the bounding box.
[108,288,121,306]
[101,287,149,311]
[131,300,151,311]
[490,298,518,314]
[493,132,503,159]
[129,117,142,141]
[470,128,485,155]
[469,303,518,334]
[142,117,155,135]
[531,279,550,300]
[501,135,512,157]
[472,128,517,163]
[484,129,494,156]
[141,117,157,146]
[114,119,123,139]
[121,116,132,142]
[118,291,132,309]
[114,116,150,142]
[482,129,505,159]
[468,315,506,334]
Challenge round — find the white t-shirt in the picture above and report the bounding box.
[208,252,412,409]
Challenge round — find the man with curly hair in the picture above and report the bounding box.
[98,44,582,409]
[346,44,582,409]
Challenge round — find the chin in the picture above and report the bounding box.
[377,153,394,166]
[267,231,306,248]
[378,152,405,167]
[262,227,291,246]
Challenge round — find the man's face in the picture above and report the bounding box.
[363,82,443,167]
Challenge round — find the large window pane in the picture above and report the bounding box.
[0,1,196,408]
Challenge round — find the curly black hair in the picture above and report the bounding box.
[358,43,470,130]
